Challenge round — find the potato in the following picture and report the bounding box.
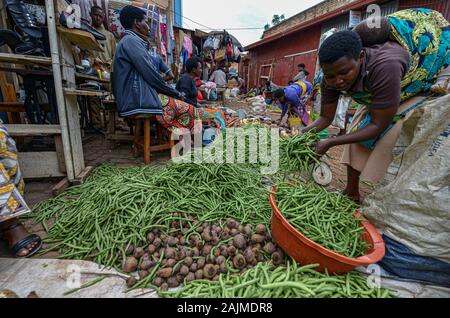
[192,247,200,257]
[219,263,228,274]
[151,228,160,235]
[160,283,169,291]
[203,264,216,279]
[233,234,247,250]
[202,245,212,256]
[230,229,239,236]
[165,247,177,259]
[126,276,137,287]
[166,258,176,268]
[243,249,255,263]
[201,230,212,242]
[228,245,237,256]
[180,265,190,276]
[146,244,156,255]
[157,268,173,278]
[133,247,145,259]
[185,272,195,282]
[251,234,266,244]
[125,245,134,256]
[215,255,226,265]
[138,270,148,279]
[226,218,238,229]
[196,240,204,250]
[197,257,206,269]
[233,254,246,269]
[263,242,276,255]
[176,274,185,283]
[147,232,155,243]
[255,224,267,235]
[184,257,193,267]
[140,260,153,271]
[244,225,253,238]
[152,277,164,287]
[153,238,162,248]
[194,269,203,280]
[122,257,138,273]
[167,237,178,247]
[168,277,180,288]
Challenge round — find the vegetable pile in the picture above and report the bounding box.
[275,182,370,258]
[124,219,285,291]
[27,127,389,298]
[279,133,320,173]
[32,163,272,268]
[159,261,394,298]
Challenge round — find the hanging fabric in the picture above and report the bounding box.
[183,35,193,55]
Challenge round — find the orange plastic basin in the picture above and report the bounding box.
[270,186,385,274]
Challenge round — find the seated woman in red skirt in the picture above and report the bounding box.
[113,6,230,134]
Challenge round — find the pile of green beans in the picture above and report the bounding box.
[159,261,394,298]
[182,127,319,176]
[181,124,273,168]
[279,132,321,173]
[275,182,370,258]
[31,163,272,268]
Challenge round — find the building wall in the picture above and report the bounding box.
[248,0,450,88]
[248,25,322,88]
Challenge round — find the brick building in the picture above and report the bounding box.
[243,0,450,88]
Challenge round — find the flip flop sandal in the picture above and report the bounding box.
[2,223,42,258]
[5,0,42,39]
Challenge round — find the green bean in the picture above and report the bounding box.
[160,261,394,298]
[275,182,370,258]
[30,163,273,269]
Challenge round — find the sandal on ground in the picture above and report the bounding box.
[1,223,42,258]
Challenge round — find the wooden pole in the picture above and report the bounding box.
[45,0,75,180]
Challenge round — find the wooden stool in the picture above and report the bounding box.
[103,100,134,149]
[133,115,174,164]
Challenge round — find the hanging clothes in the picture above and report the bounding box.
[183,35,193,55]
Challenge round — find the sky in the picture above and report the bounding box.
[182,0,324,47]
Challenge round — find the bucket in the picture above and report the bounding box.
[270,186,385,274]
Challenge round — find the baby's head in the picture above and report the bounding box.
[353,17,391,47]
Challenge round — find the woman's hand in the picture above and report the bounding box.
[314,139,333,156]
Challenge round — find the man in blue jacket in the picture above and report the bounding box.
[112,5,183,117]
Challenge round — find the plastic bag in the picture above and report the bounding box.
[332,95,351,129]
[364,94,450,264]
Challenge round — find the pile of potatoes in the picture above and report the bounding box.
[123,218,286,291]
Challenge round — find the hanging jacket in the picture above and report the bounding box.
[112,30,181,117]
